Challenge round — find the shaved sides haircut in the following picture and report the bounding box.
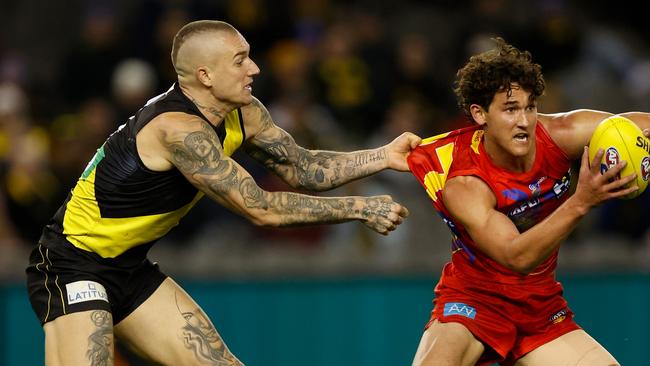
[171,20,238,72]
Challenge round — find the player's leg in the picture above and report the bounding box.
[114,277,244,366]
[514,329,619,366]
[27,243,117,366]
[43,310,114,366]
[412,319,484,366]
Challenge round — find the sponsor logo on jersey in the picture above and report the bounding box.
[528,176,547,196]
[508,198,540,217]
[501,188,528,201]
[443,302,476,319]
[552,170,572,197]
[641,156,650,181]
[504,169,571,231]
[66,280,109,305]
[549,308,569,324]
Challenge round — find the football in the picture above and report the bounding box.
[588,115,650,199]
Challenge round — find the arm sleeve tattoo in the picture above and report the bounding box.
[164,120,368,227]
[244,99,387,191]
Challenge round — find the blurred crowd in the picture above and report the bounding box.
[1,0,649,280]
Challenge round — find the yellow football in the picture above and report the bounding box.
[588,115,650,199]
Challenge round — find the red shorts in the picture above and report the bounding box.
[425,263,580,366]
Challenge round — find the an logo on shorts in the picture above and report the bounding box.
[549,308,569,324]
[443,302,476,319]
[65,280,109,305]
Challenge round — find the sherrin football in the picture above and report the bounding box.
[588,115,650,199]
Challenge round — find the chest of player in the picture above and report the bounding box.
[494,169,572,232]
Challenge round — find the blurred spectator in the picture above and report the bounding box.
[312,20,374,141]
[291,0,332,47]
[0,51,27,85]
[147,7,191,86]
[49,98,116,190]
[111,58,158,123]
[265,40,347,149]
[0,83,23,247]
[0,82,58,244]
[596,194,650,242]
[58,2,126,109]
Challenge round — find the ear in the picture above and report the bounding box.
[196,66,212,87]
[469,104,487,126]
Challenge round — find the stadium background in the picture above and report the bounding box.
[0,0,648,364]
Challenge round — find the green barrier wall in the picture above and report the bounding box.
[2,274,649,365]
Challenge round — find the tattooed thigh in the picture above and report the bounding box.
[86,310,114,366]
[175,293,242,365]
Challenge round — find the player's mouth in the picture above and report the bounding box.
[513,132,529,143]
[244,81,253,93]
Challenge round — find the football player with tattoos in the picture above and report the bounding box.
[26,20,421,366]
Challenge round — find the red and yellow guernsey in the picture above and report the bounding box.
[407,123,572,283]
[41,83,246,263]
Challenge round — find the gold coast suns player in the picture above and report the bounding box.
[408,38,650,366]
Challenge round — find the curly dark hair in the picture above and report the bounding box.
[454,37,545,116]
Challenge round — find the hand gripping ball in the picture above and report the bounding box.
[588,115,650,199]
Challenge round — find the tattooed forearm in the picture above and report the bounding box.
[207,160,240,194]
[239,176,360,225]
[296,152,335,186]
[239,177,267,209]
[86,311,113,366]
[292,148,387,190]
[351,149,387,169]
[246,97,390,190]
[247,128,388,190]
[269,194,358,225]
[175,293,243,366]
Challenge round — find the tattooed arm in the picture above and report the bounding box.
[242,97,421,191]
[158,115,409,234]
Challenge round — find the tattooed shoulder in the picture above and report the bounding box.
[166,124,224,175]
[251,98,274,129]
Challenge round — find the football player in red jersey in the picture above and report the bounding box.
[408,38,650,366]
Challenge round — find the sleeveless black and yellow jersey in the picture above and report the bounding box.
[41,83,246,261]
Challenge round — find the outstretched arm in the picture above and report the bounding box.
[242,98,421,191]
[158,115,408,235]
